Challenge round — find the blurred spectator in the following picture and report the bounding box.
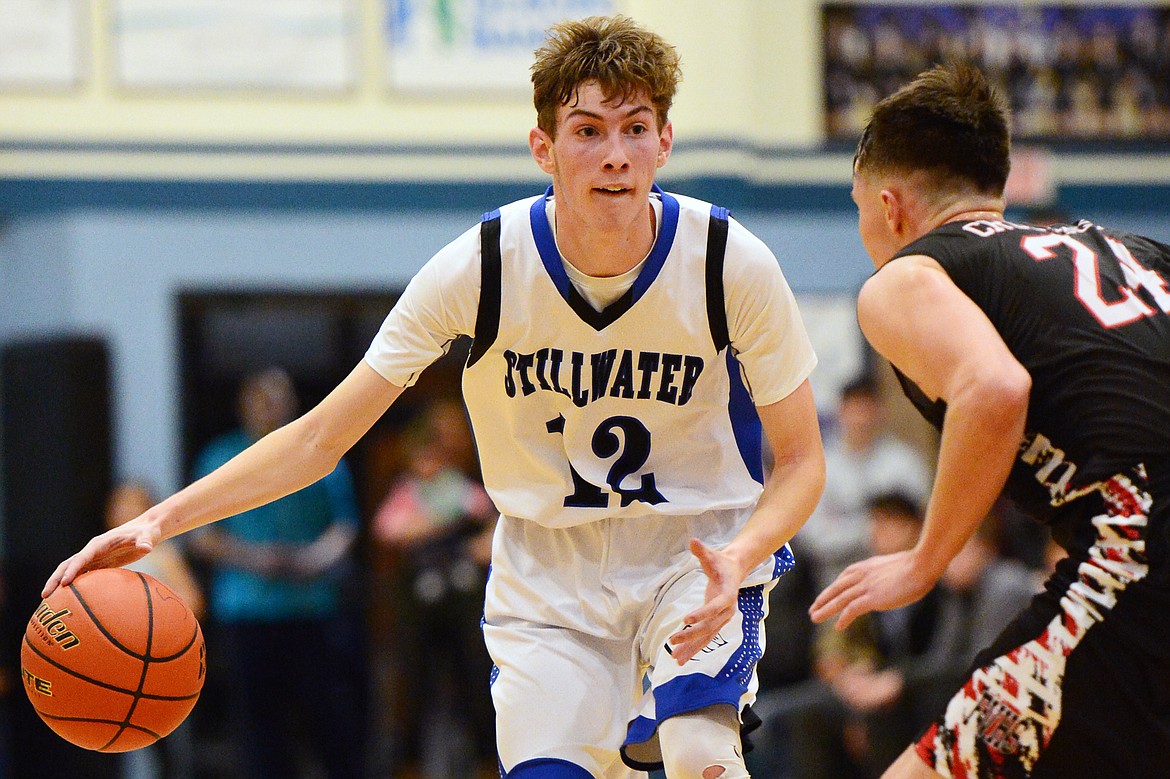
[373,398,497,779]
[753,492,947,779]
[987,493,1051,570]
[755,555,818,694]
[104,480,203,779]
[188,367,365,779]
[920,516,1040,723]
[934,519,1039,661]
[1039,535,1069,589]
[797,375,931,591]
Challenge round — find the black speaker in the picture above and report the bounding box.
[2,335,119,776]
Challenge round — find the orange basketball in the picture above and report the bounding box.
[20,567,205,752]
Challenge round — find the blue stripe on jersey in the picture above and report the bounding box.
[631,670,744,730]
[630,187,679,299]
[726,350,764,484]
[530,189,571,298]
[505,757,594,778]
[624,586,767,743]
[623,715,658,758]
[773,544,796,578]
[718,585,766,687]
[529,184,681,310]
[482,208,501,222]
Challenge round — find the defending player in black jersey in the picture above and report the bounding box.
[810,62,1170,778]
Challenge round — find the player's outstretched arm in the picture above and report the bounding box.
[669,378,825,664]
[809,256,1029,630]
[44,361,404,596]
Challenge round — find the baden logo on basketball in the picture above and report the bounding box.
[32,603,80,649]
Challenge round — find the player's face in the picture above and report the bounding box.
[852,171,898,267]
[530,81,672,237]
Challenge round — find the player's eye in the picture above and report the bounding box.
[577,126,598,137]
[629,124,648,135]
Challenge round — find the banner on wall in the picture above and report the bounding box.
[386,0,615,92]
[113,0,358,91]
[0,0,84,89]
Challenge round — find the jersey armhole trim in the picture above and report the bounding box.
[467,211,502,368]
[705,207,731,352]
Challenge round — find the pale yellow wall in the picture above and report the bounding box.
[8,0,1166,186]
[0,0,822,149]
[634,1,822,147]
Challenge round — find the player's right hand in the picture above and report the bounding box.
[42,518,158,597]
[808,549,936,631]
[668,538,747,664]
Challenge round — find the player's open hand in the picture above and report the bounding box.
[808,550,935,631]
[42,518,159,598]
[668,538,746,665]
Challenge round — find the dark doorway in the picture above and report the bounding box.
[176,290,475,777]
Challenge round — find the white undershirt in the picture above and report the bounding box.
[548,197,662,310]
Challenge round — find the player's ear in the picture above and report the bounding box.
[530,127,556,175]
[657,121,673,168]
[880,187,904,237]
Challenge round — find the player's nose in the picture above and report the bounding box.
[601,136,631,170]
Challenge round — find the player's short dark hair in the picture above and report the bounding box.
[841,374,880,401]
[854,62,1010,197]
[531,15,681,138]
[866,491,923,522]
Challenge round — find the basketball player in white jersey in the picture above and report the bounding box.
[45,16,825,778]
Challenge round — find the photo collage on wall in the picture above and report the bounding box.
[823,3,1170,143]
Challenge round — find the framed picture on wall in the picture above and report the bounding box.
[822,3,1170,143]
[0,0,86,90]
[385,0,616,92]
[112,0,359,92]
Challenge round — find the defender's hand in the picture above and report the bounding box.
[809,550,935,631]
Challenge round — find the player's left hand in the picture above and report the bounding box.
[808,550,936,631]
[668,538,747,665]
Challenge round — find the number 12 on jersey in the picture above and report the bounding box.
[546,414,667,508]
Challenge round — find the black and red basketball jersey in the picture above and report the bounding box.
[889,218,1170,519]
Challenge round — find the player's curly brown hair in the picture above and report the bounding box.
[531,15,681,138]
[854,61,1011,196]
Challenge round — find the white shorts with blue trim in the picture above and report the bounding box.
[483,509,793,777]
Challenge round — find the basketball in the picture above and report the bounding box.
[20,567,205,752]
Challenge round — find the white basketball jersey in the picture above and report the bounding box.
[442,188,809,528]
[365,187,815,528]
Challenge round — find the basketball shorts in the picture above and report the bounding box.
[915,467,1170,778]
[482,508,794,778]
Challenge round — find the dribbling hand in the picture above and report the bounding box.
[42,517,158,597]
